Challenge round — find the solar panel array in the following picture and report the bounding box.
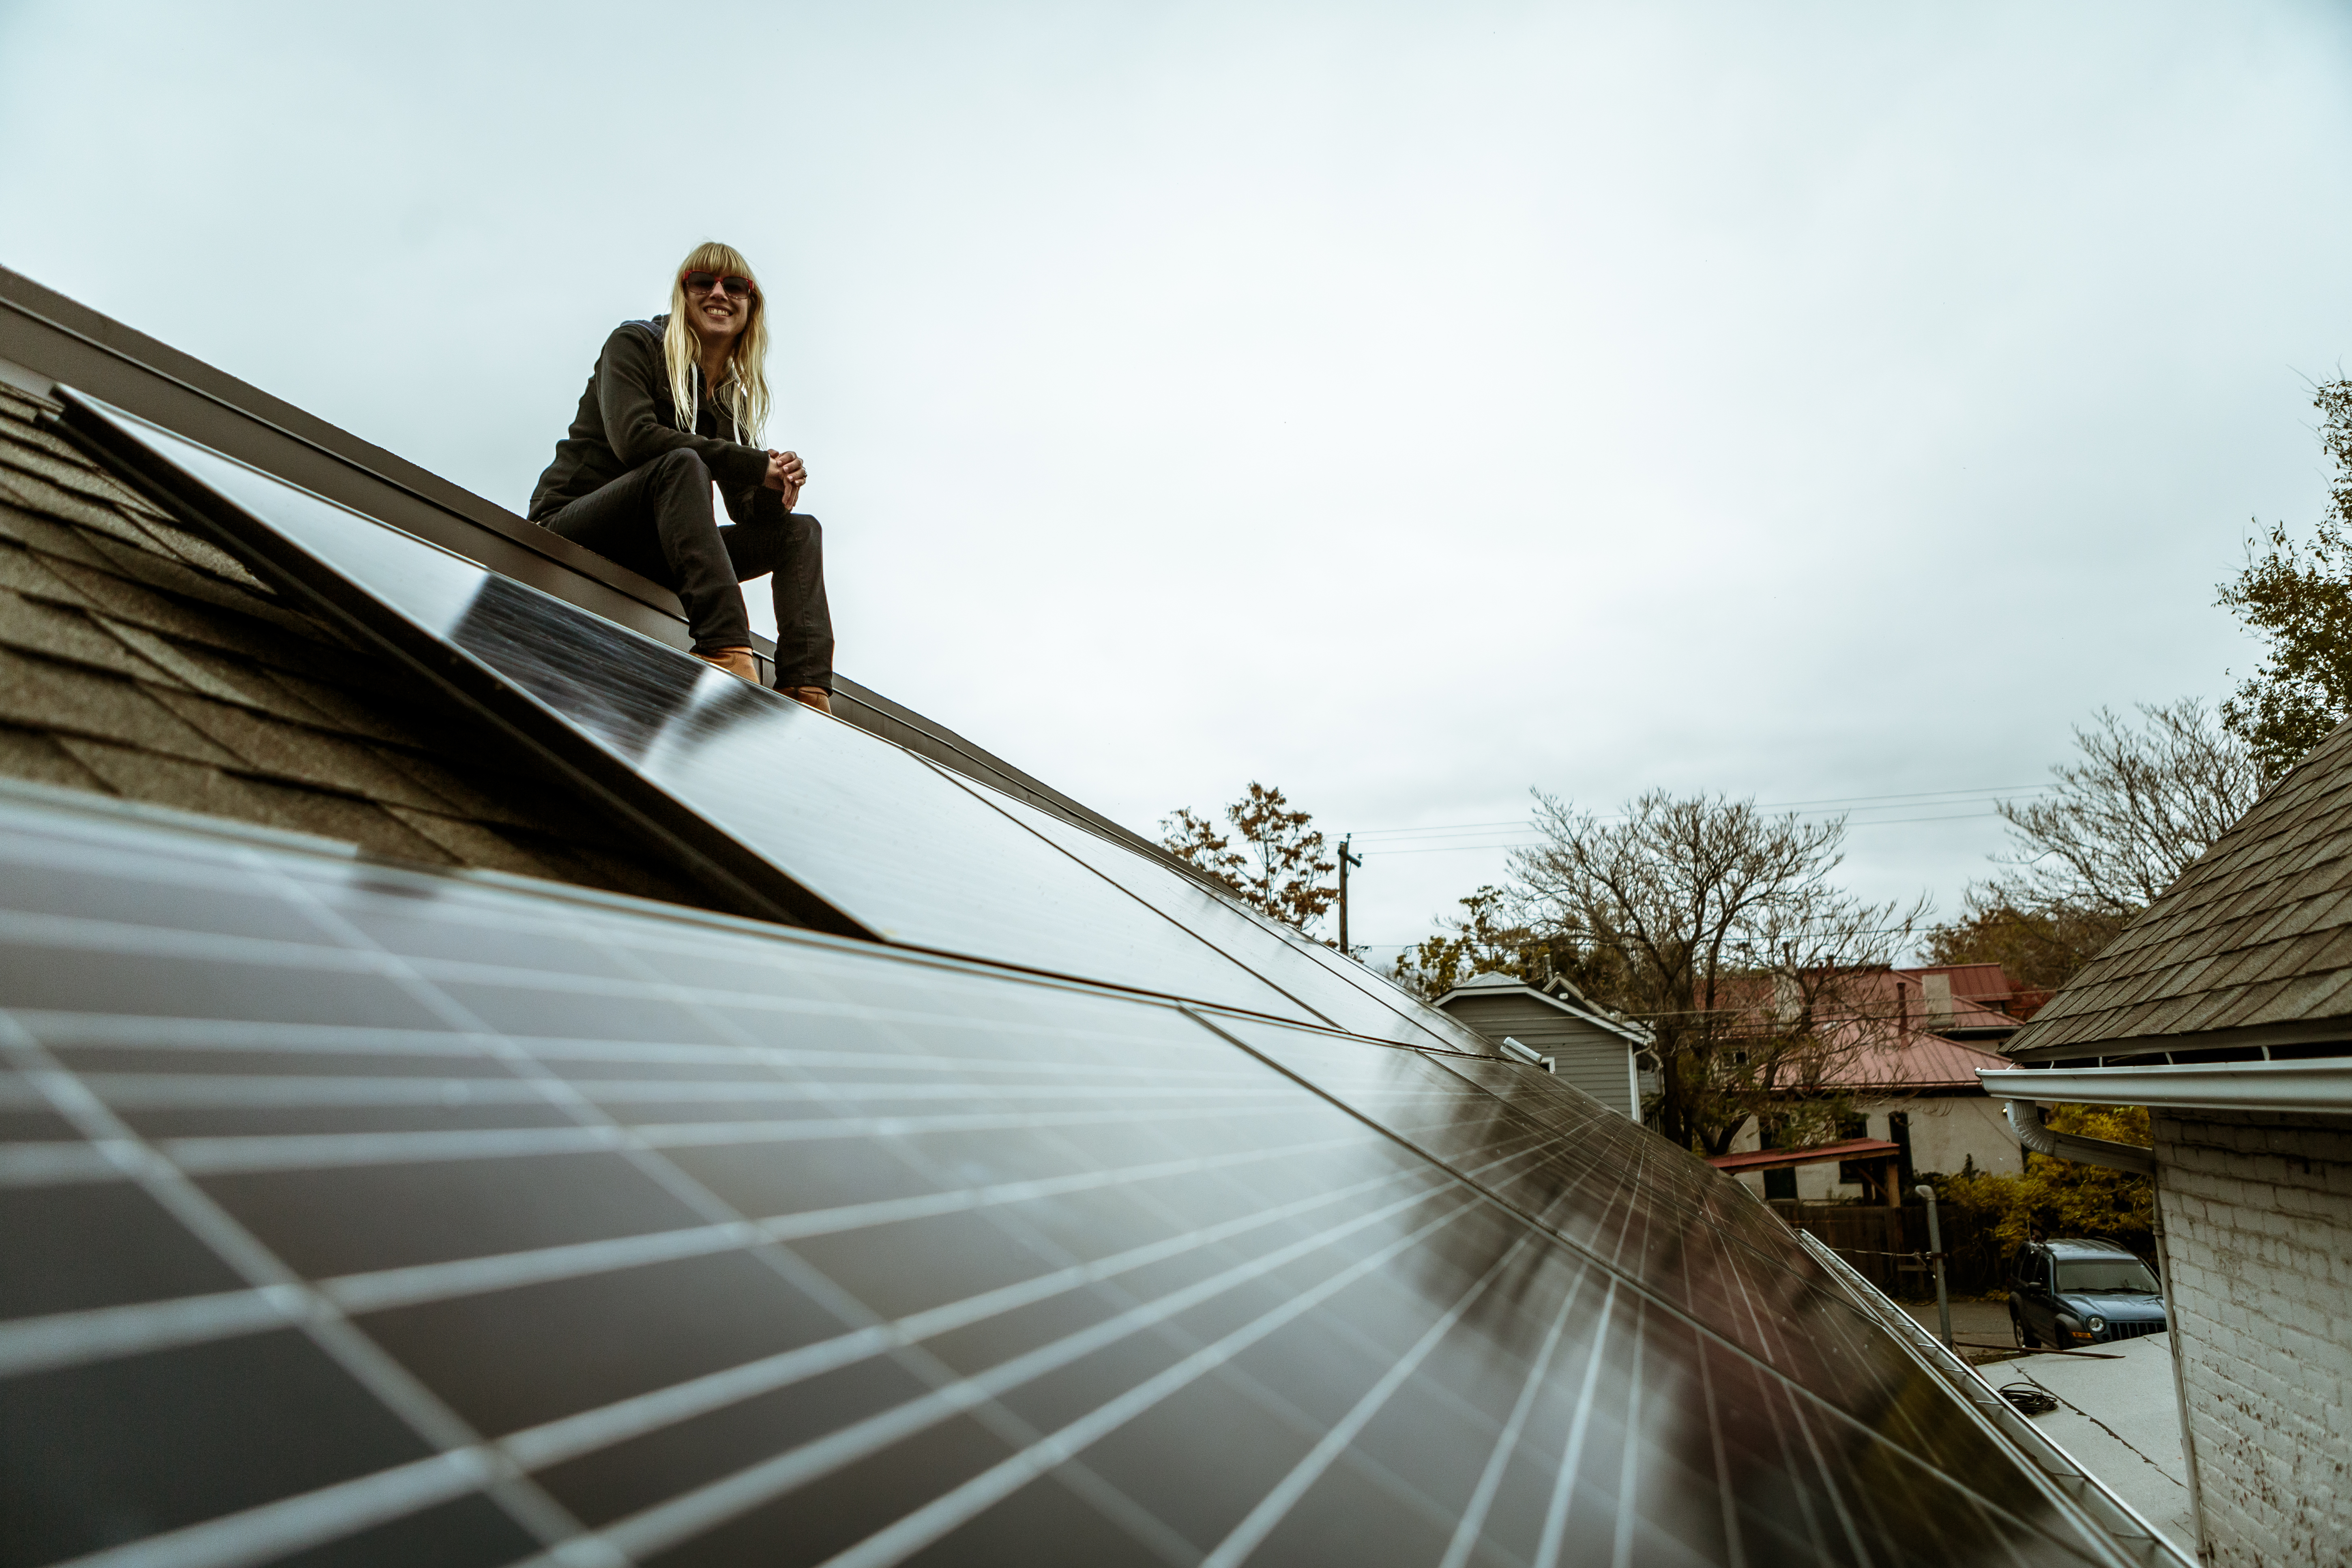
[4,794,2137,1568]
[0,396,2170,1566]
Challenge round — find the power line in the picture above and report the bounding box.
[1358,806,2016,855]
[1344,783,2054,842]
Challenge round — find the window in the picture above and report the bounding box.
[2055,1258,2160,1294]
[1764,1168,1797,1201]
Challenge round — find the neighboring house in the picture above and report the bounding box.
[1430,971,1648,1117]
[1719,964,2031,1203]
[1979,720,2352,1568]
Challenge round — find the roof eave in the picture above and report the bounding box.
[2004,1011,2352,1064]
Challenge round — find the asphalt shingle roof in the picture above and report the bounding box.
[0,380,705,907]
[2007,717,2352,1059]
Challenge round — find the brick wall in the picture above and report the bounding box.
[2155,1108,2352,1567]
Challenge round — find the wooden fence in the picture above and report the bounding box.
[1764,1199,2001,1297]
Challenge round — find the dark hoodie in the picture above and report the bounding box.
[528,315,771,522]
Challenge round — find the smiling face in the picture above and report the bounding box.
[680,269,757,353]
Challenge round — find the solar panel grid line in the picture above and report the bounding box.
[1761,1362,1854,1565]
[1434,1254,1592,1568]
[1058,1093,1619,1528]
[507,1188,1480,1568]
[259,829,1124,1519]
[1416,1050,1913,1359]
[986,1094,1636,1542]
[0,1019,618,1566]
[1689,1325,1747,1568]
[0,906,404,978]
[15,830,1391,1077]
[1788,1236,2118,1559]
[0,1283,298,1379]
[0,1139,118,1186]
[1607,1296,1644,1568]
[236,849,1515,1565]
[790,1199,1479,1568]
[52,1448,498,1568]
[1792,1232,2184,1568]
[712,970,1513,1563]
[1211,1027,2144,1566]
[492,1167,1441,1478]
[0,896,1294,1043]
[1460,1090,2050,1508]
[24,1156,1446,1567]
[136,1095,1307,1175]
[1196,1229,1547,1568]
[1531,1276,1620,1568]
[16,1009,1286,1083]
[67,1071,1290,1110]
[569,883,1449,1559]
[1,787,2165,1566]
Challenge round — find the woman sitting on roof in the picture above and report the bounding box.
[528,241,833,713]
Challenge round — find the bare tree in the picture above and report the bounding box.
[1509,790,1925,1156]
[1161,782,1339,933]
[1991,699,2263,916]
[1922,889,2127,993]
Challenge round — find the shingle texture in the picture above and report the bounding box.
[2008,720,2352,1057]
[0,381,704,907]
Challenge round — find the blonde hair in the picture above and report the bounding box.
[662,240,771,443]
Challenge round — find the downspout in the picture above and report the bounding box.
[2004,1099,2153,1174]
[2008,1100,2209,1562]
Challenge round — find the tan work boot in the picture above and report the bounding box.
[695,647,760,682]
[785,686,833,715]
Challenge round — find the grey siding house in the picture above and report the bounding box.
[1433,972,1648,1118]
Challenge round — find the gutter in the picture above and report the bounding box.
[1979,1060,2352,1116]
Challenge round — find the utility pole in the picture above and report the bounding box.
[1337,836,1363,957]
[1915,1183,1953,1351]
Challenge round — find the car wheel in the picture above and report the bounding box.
[2012,1308,2039,1349]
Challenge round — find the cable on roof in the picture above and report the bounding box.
[1998,1384,2060,1415]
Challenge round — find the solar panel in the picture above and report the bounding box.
[57,396,1356,1030]
[949,779,1491,1056]
[1,788,2152,1567]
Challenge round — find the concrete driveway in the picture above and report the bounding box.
[1999,1333,2195,1557]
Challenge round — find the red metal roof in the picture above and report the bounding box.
[1706,1137,1902,1173]
[1815,1028,2014,1091]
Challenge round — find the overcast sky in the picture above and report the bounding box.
[5,0,2350,964]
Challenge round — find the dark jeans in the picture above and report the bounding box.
[541,448,833,691]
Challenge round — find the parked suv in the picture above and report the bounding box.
[2006,1238,2167,1349]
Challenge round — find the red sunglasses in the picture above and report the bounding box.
[682,270,757,298]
